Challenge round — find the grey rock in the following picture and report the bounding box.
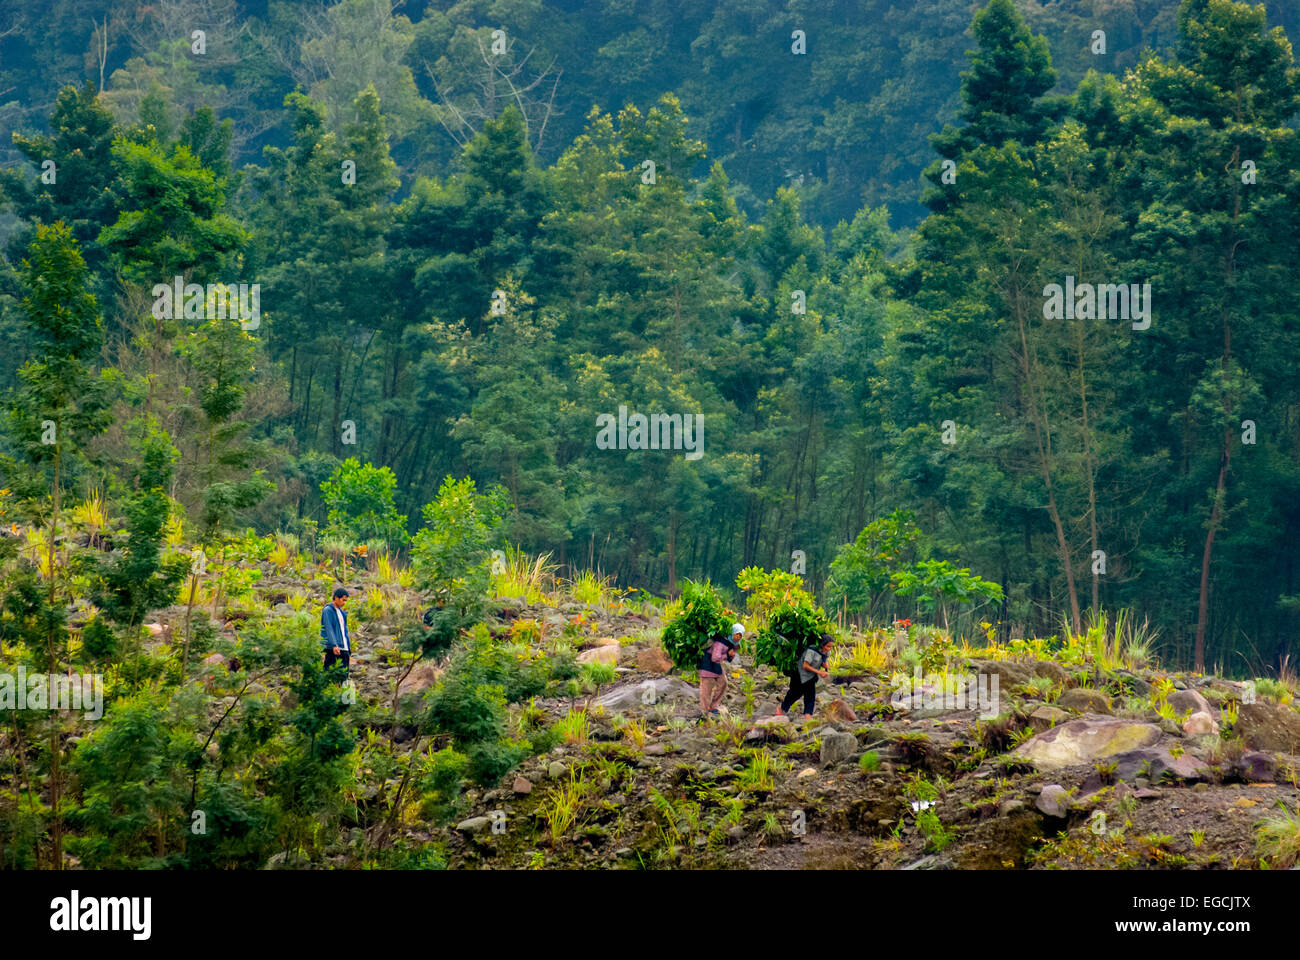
[1235,750,1276,782]
[1028,705,1070,733]
[455,816,491,835]
[1169,689,1215,719]
[902,854,955,870]
[1058,688,1113,714]
[1011,717,1161,771]
[593,676,697,711]
[1236,702,1300,753]
[820,730,858,766]
[1035,784,1070,818]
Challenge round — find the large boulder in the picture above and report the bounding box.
[1168,688,1215,718]
[1057,688,1112,714]
[592,676,696,711]
[576,645,620,667]
[1011,717,1160,771]
[1028,705,1070,733]
[1035,784,1070,818]
[1108,747,1211,783]
[820,730,858,766]
[825,699,858,723]
[1234,751,1276,783]
[1028,661,1072,687]
[1235,702,1300,753]
[1181,711,1218,736]
[969,659,1034,688]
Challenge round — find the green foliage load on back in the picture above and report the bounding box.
[660,579,729,670]
[735,566,814,633]
[754,598,832,675]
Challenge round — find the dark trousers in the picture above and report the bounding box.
[781,670,816,714]
[323,649,351,676]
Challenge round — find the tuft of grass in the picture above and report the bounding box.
[554,709,590,745]
[1254,677,1293,706]
[374,550,399,584]
[739,671,756,720]
[492,546,555,603]
[1256,803,1300,869]
[895,731,932,766]
[569,568,610,605]
[859,750,881,773]
[542,767,592,844]
[620,717,647,749]
[1064,608,1160,672]
[737,749,776,792]
[830,631,891,673]
[72,487,108,533]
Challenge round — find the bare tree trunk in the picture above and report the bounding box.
[46,444,63,869]
[1195,427,1231,673]
[1015,297,1082,634]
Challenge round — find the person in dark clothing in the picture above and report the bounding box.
[321,587,352,675]
[776,633,833,717]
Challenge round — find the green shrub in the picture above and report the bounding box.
[425,677,507,745]
[468,738,530,786]
[319,458,409,549]
[411,476,509,619]
[548,647,580,681]
[419,747,469,823]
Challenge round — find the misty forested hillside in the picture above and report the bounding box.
[1,0,1300,875]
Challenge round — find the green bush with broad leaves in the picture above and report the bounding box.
[892,559,1003,628]
[755,598,833,674]
[660,579,730,669]
[320,458,410,549]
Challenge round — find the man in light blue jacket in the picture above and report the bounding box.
[321,587,353,675]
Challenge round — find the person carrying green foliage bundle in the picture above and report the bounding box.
[776,633,833,717]
[698,622,744,716]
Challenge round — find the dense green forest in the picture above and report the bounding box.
[1,0,1300,877]
[1,0,1298,671]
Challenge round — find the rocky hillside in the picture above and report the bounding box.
[145,556,1300,871]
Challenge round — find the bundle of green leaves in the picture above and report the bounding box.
[755,598,832,674]
[660,579,730,669]
[735,566,815,633]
